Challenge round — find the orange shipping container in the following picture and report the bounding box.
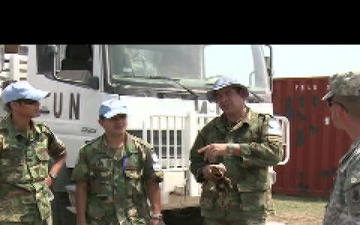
[272,76,352,198]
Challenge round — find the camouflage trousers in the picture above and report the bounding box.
[0,215,52,225]
[86,216,154,225]
[204,218,266,225]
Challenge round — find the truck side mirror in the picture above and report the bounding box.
[45,45,58,56]
[264,56,272,77]
[263,45,273,90]
[88,76,99,90]
[0,45,4,72]
[264,56,271,70]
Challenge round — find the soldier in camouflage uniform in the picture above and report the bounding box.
[71,99,164,225]
[322,71,360,224]
[189,77,284,225]
[0,81,67,225]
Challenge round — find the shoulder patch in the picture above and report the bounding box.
[269,119,281,129]
[151,152,162,171]
[130,134,162,171]
[266,118,282,136]
[151,152,159,162]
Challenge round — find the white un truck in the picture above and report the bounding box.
[0,44,290,225]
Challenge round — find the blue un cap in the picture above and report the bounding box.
[99,99,128,118]
[1,81,50,104]
[206,76,249,102]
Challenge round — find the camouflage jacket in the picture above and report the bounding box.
[189,108,283,220]
[0,114,66,222]
[323,136,360,225]
[71,132,164,225]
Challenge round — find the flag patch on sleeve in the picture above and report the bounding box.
[267,119,282,136]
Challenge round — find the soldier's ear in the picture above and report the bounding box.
[10,101,21,109]
[332,104,346,119]
[238,89,248,98]
[339,104,350,118]
[98,119,104,127]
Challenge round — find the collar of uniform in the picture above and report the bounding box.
[125,134,138,154]
[339,135,360,171]
[240,107,254,125]
[216,107,255,132]
[0,114,39,138]
[100,134,124,158]
[99,132,138,156]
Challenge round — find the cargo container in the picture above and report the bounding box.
[272,76,352,198]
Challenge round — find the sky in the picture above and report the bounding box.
[271,45,360,78]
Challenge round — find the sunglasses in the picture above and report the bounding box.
[326,98,334,108]
[100,114,127,120]
[17,99,39,105]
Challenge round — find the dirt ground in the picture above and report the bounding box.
[266,194,327,225]
[162,194,327,225]
[267,212,324,225]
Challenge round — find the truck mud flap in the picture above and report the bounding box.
[162,207,203,225]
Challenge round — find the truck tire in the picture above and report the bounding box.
[162,207,204,225]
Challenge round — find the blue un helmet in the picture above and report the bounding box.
[99,99,128,119]
[1,81,50,103]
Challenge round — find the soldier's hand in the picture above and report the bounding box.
[198,143,227,163]
[151,218,164,225]
[202,164,227,181]
[44,176,53,187]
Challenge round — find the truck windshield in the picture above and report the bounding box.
[108,45,270,94]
